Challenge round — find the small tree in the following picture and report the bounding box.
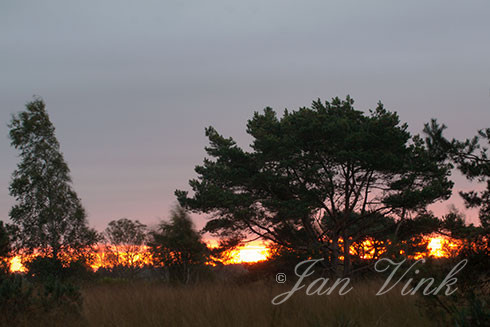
[104,218,148,268]
[148,206,208,283]
[8,98,98,260]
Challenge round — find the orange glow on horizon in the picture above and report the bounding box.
[426,236,461,258]
[428,238,444,257]
[9,255,26,273]
[7,236,461,273]
[224,244,270,264]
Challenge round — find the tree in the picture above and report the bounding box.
[176,96,453,276]
[0,223,9,260]
[424,121,489,256]
[8,98,98,260]
[104,218,148,268]
[148,206,209,283]
[453,128,490,229]
[424,122,490,324]
[0,222,10,275]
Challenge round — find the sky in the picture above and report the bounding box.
[1,0,489,232]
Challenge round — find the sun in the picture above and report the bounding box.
[426,236,459,258]
[9,255,26,273]
[236,246,269,263]
[227,243,270,264]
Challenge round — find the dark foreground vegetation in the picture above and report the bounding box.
[0,256,488,327]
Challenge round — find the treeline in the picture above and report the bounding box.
[0,97,488,325]
[3,98,488,276]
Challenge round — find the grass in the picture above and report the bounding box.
[2,278,439,327]
[74,279,435,327]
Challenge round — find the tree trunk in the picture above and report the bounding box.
[329,234,340,277]
[342,232,351,277]
[52,245,59,261]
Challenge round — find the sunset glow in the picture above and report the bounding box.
[428,238,444,257]
[426,236,461,258]
[7,236,461,273]
[224,244,270,264]
[9,255,26,273]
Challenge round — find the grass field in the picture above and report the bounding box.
[70,280,434,327]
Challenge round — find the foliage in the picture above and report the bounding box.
[0,222,10,275]
[25,256,93,283]
[177,96,453,276]
[423,121,490,326]
[424,121,489,260]
[450,291,489,327]
[208,236,242,265]
[0,274,33,324]
[0,222,9,259]
[104,218,148,268]
[25,256,65,281]
[425,121,490,228]
[104,218,147,246]
[423,266,489,327]
[148,206,209,283]
[0,274,82,326]
[456,130,490,227]
[8,98,98,259]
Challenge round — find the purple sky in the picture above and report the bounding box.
[1,1,489,233]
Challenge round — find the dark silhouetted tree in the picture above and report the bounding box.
[148,206,208,283]
[453,128,490,229]
[0,222,10,275]
[425,121,489,255]
[177,97,453,276]
[104,218,148,268]
[8,98,98,260]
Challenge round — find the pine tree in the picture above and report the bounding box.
[8,98,98,260]
[177,97,453,276]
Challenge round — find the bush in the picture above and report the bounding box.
[0,273,83,326]
[25,256,65,282]
[0,274,33,323]
[25,256,93,283]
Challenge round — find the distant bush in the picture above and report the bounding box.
[25,256,93,283]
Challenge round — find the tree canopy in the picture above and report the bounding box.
[176,96,453,276]
[104,218,147,247]
[148,206,209,283]
[104,218,147,267]
[424,121,489,257]
[0,222,10,274]
[8,98,98,259]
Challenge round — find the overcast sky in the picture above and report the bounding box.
[1,0,489,231]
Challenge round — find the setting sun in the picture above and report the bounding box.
[228,244,270,263]
[9,255,26,273]
[428,238,444,257]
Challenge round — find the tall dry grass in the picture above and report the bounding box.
[78,280,435,327]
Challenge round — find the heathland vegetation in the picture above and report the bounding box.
[0,97,488,326]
